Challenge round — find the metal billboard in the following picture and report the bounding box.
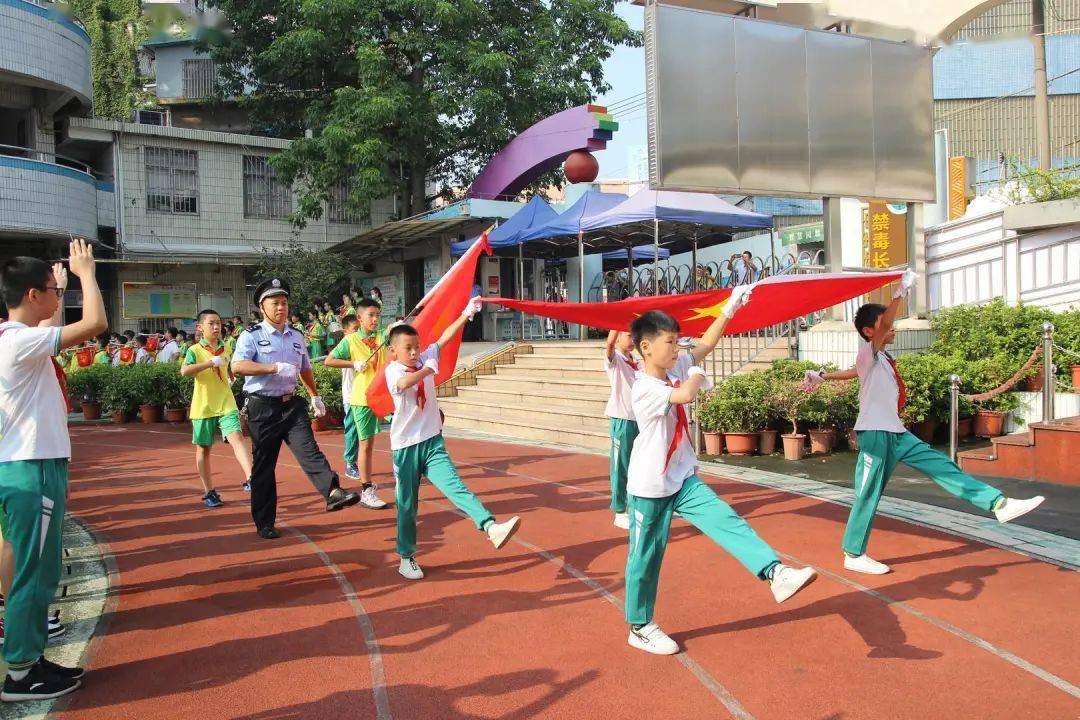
[645,2,935,202]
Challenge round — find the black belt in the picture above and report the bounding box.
[249,393,295,403]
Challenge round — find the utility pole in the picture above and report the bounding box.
[1033,0,1052,168]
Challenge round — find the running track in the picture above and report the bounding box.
[52,424,1079,720]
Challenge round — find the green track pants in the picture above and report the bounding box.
[0,459,68,669]
[343,402,358,466]
[608,418,638,513]
[842,430,1003,556]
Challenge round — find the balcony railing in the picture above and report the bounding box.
[0,143,103,179]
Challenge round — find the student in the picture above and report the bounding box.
[93,333,111,365]
[623,287,817,656]
[337,315,362,478]
[176,330,192,356]
[0,238,105,700]
[369,286,384,308]
[157,327,181,363]
[323,299,389,508]
[604,329,639,531]
[802,272,1044,575]
[306,310,326,359]
[339,294,355,322]
[384,297,520,580]
[181,310,254,508]
[133,335,152,364]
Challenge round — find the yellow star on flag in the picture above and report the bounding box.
[685,298,730,322]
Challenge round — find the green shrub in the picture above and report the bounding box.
[896,352,959,425]
[295,364,345,417]
[697,391,723,433]
[831,380,860,429]
[769,379,810,435]
[68,364,111,404]
[710,373,769,432]
[100,368,140,415]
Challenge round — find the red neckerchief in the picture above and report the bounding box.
[405,364,427,409]
[202,340,231,383]
[884,353,907,413]
[0,327,69,409]
[664,378,689,472]
[621,353,639,371]
[359,330,378,351]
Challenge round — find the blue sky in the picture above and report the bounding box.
[593,2,647,178]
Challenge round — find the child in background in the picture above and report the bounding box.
[133,335,152,364]
[181,309,254,508]
[604,329,639,531]
[623,287,817,656]
[337,315,362,479]
[307,310,326,359]
[93,333,111,365]
[384,296,520,581]
[156,327,181,363]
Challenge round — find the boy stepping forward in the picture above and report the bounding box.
[625,286,817,656]
[0,239,105,701]
[324,298,389,509]
[604,329,639,531]
[385,297,520,581]
[803,271,1044,575]
[181,310,255,508]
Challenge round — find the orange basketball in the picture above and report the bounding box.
[564,151,599,184]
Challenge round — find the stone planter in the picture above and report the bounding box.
[165,407,187,423]
[808,428,834,454]
[81,402,101,421]
[140,404,163,424]
[702,431,723,456]
[974,410,1006,438]
[758,429,779,456]
[782,433,807,460]
[913,418,938,444]
[723,432,759,456]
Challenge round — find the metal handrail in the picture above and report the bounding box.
[0,143,102,178]
[436,341,525,398]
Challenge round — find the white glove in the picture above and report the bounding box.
[422,356,439,374]
[353,359,368,373]
[687,365,714,391]
[209,356,223,368]
[723,284,754,318]
[311,396,327,418]
[274,362,298,383]
[893,269,917,299]
[801,369,825,392]
[462,295,483,320]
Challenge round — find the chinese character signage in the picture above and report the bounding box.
[862,201,908,270]
[779,221,824,247]
[948,156,969,220]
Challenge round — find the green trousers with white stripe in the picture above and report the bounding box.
[625,474,780,626]
[608,418,638,513]
[343,402,358,466]
[393,435,494,558]
[842,430,1003,556]
[0,459,68,668]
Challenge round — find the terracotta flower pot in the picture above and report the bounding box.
[702,431,723,456]
[112,410,131,424]
[782,433,806,460]
[311,415,329,433]
[1024,367,1044,392]
[165,407,187,423]
[913,418,938,444]
[973,410,1006,438]
[328,410,343,428]
[140,404,163,424]
[723,432,759,456]
[758,429,779,455]
[1073,364,1080,392]
[846,428,859,451]
[808,428,834,454]
[957,417,974,439]
[81,402,101,421]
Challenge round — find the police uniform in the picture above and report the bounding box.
[232,278,359,538]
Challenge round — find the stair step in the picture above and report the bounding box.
[443,410,609,450]
[494,365,606,381]
[455,386,608,413]
[992,432,1033,447]
[957,448,996,461]
[473,375,610,397]
[439,397,607,429]
[513,355,604,369]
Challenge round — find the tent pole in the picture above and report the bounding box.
[627,245,634,298]
[518,242,525,342]
[653,219,660,295]
[691,232,699,291]
[578,231,586,341]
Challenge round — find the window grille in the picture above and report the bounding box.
[243,155,292,219]
[145,147,198,214]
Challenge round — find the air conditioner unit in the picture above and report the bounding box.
[135,109,168,126]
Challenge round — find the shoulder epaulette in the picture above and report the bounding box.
[246,323,260,333]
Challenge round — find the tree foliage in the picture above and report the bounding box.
[204,0,640,224]
[253,241,353,315]
[67,0,148,120]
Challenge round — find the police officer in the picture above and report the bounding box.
[232,278,360,539]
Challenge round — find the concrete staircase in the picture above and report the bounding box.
[958,416,1080,486]
[440,337,792,451]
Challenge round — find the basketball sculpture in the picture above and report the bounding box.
[564,150,599,184]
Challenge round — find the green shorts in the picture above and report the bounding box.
[352,405,380,441]
[192,410,242,447]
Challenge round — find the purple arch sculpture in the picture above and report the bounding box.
[466,104,618,200]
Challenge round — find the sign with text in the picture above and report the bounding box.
[948,156,971,220]
[862,202,909,269]
[121,283,197,319]
[779,221,824,247]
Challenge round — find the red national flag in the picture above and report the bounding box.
[365,232,493,417]
[484,271,903,336]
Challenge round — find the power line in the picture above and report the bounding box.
[936,65,1080,120]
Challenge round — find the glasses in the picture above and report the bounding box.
[42,286,64,298]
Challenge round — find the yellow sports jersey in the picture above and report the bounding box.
[330,330,386,407]
[184,340,237,419]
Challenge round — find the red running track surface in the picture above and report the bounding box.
[52,424,1080,720]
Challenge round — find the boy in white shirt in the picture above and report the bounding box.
[384,297,520,581]
[802,272,1044,575]
[604,329,639,530]
[0,239,106,700]
[624,286,817,656]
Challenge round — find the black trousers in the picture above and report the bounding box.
[246,395,339,530]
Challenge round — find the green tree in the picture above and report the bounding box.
[67,0,148,120]
[254,241,353,314]
[204,0,639,223]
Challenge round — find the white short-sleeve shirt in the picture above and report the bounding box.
[604,350,638,421]
[627,352,697,498]
[385,343,442,450]
[156,340,180,363]
[341,366,355,407]
[0,322,70,462]
[853,341,907,434]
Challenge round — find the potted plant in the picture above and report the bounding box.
[100,368,137,423]
[163,367,193,423]
[712,374,767,455]
[68,364,110,421]
[772,380,809,460]
[970,353,1021,438]
[296,370,330,433]
[801,382,837,454]
[128,364,165,424]
[696,391,724,456]
[313,364,344,428]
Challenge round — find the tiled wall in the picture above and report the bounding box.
[0,157,98,238]
[0,0,92,103]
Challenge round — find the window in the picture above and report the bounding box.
[243,155,292,219]
[183,59,218,99]
[145,147,198,214]
[328,177,362,223]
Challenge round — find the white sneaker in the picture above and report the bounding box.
[843,553,891,575]
[398,557,424,581]
[627,622,679,655]
[769,564,817,603]
[613,512,631,530]
[486,516,521,549]
[994,496,1044,523]
[359,485,388,509]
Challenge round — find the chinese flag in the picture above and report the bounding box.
[484,271,903,337]
[366,232,493,417]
